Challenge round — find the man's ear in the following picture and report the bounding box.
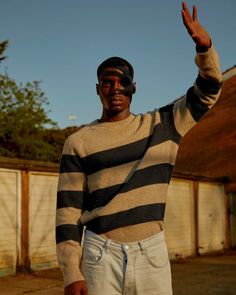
[96,84,99,95]
[132,82,136,94]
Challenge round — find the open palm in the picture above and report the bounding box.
[182,1,211,48]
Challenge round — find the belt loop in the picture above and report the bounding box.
[104,239,110,253]
[138,241,145,255]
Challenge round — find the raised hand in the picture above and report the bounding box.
[181,1,211,48]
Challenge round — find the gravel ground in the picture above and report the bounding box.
[171,251,236,295]
[1,251,236,294]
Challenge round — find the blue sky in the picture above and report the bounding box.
[1,0,235,128]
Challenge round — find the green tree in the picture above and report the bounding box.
[0,40,80,162]
[0,72,59,161]
[0,40,8,62]
[42,126,82,162]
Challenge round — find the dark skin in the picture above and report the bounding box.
[64,2,211,294]
[65,281,88,295]
[96,67,135,122]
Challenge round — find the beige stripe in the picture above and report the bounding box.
[195,45,222,82]
[56,207,82,226]
[138,140,178,169]
[88,160,138,193]
[56,241,84,286]
[57,172,85,192]
[88,141,178,193]
[63,112,161,157]
[81,183,167,224]
[173,97,196,137]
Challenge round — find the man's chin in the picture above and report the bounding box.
[111,106,123,112]
[107,106,125,114]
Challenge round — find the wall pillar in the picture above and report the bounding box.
[193,180,199,256]
[19,170,30,271]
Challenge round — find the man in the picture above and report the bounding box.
[56,2,223,294]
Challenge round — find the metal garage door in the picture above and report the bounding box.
[0,169,19,276]
[165,178,195,259]
[198,182,225,254]
[29,172,58,270]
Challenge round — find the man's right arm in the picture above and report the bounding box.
[65,280,88,295]
[56,135,88,294]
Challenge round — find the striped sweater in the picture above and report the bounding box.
[56,46,222,286]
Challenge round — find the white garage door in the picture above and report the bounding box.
[165,178,195,259]
[198,182,225,254]
[0,169,19,276]
[29,172,58,270]
[229,193,236,247]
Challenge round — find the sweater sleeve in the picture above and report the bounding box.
[56,135,86,287]
[173,45,223,136]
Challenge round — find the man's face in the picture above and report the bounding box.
[96,67,135,116]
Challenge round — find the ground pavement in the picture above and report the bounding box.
[0,251,236,295]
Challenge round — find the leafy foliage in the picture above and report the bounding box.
[0,40,8,62]
[0,73,60,161]
[0,40,80,162]
[41,126,81,163]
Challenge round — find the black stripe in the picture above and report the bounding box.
[196,74,222,94]
[56,224,83,243]
[82,119,180,175]
[83,137,149,175]
[85,203,166,234]
[159,104,181,143]
[186,87,209,122]
[60,109,181,175]
[86,164,173,211]
[60,154,84,173]
[57,191,85,209]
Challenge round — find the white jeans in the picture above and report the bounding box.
[81,230,172,295]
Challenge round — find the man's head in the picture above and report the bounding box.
[96,57,136,121]
[97,57,136,98]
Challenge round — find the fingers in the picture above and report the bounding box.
[193,5,198,21]
[182,1,198,22]
[181,1,193,34]
[182,1,187,12]
[182,1,192,22]
[181,10,188,29]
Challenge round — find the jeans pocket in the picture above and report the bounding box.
[82,241,105,265]
[145,241,169,268]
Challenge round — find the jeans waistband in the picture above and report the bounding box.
[84,229,165,253]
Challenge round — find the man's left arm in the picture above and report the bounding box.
[182,0,223,98]
[173,2,223,136]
